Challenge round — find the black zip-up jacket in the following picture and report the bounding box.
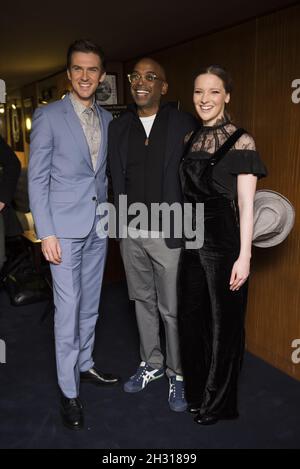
[107,102,198,248]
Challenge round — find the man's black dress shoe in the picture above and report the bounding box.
[194,412,239,425]
[80,367,120,386]
[60,395,83,431]
[188,405,201,414]
[194,413,219,425]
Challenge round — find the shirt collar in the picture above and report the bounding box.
[69,92,96,114]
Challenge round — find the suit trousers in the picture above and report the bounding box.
[50,215,107,398]
[120,234,182,377]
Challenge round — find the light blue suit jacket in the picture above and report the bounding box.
[29,95,112,239]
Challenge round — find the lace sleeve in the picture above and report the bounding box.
[235,133,256,150]
[227,131,267,177]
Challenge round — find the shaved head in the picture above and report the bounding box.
[129,57,168,116]
[133,57,167,81]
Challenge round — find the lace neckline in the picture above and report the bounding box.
[190,120,237,154]
[201,117,231,131]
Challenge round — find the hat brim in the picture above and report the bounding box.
[252,190,295,248]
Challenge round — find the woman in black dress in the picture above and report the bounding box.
[178,65,267,425]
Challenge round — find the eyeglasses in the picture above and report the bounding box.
[127,72,162,84]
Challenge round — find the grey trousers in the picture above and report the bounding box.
[0,213,5,271]
[120,235,182,377]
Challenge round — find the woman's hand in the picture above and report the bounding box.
[229,256,250,291]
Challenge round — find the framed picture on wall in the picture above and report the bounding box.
[96,74,118,105]
[9,106,24,151]
[102,104,127,119]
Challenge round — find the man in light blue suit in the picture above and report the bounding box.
[29,39,119,431]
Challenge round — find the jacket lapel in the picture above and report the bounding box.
[62,95,93,170]
[95,105,107,173]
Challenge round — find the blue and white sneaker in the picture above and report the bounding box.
[124,361,164,393]
[168,375,187,412]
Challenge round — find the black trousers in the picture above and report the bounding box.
[178,199,248,417]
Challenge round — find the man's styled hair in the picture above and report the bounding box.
[67,39,106,70]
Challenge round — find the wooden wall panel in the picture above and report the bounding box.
[247,5,300,378]
[124,4,300,379]
[125,21,257,131]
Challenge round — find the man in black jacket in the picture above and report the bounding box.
[0,136,22,272]
[108,58,198,412]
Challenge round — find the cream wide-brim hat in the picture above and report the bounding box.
[252,190,295,248]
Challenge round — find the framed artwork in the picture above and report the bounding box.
[96,74,118,105]
[9,106,24,151]
[102,104,127,119]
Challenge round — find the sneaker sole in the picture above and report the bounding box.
[80,378,120,386]
[123,372,164,393]
[169,403,188,412]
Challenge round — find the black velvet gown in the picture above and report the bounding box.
[178,120,267,419]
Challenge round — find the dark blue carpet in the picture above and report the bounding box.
[0,282,300,449]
